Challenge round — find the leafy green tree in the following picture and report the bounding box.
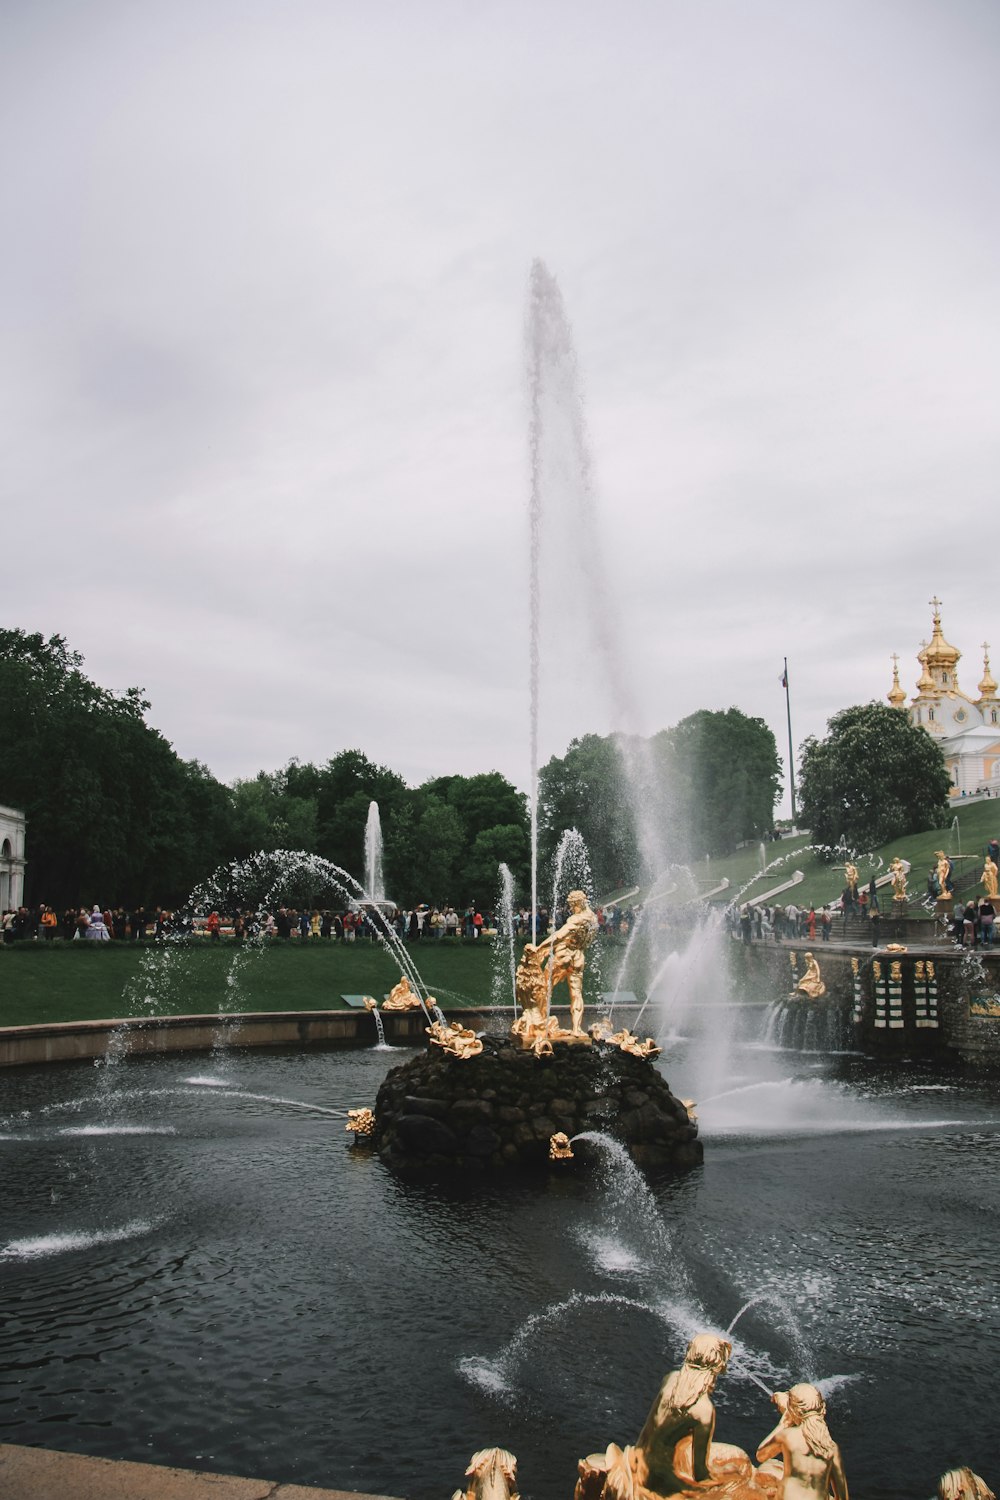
[537,734,641,894]
[798,702,951,852]
[0,629,235,905]
[664,708,781,858]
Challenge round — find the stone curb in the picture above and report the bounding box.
[0,1444,404,1500]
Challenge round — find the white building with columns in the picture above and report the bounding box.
[888,598,1000,797]
[0,805,27,910]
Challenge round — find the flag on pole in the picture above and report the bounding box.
[780,668,788,688]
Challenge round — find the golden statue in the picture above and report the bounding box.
[935,851,954,899]
[549,1131,574,1161]
[345,1108,375,1137]
[607,1027,661,1061]
[795,953,826,1001]
[938,1471,996,1500]
[362,996,378,1011]
[756,1384,848,1500]
[511,945,559,1053]
[452,1448,519,1500]
[890,857,907,902]
[426,1018,483,1059]
[843,862,858,896]
[982,857,999,900]
[529,889,598,1036]
[634,1334,733,1494]
[383,975,423,1011]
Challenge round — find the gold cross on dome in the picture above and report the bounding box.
[891,652,899,669]
[929,595,943,617]
[983,641,991,658]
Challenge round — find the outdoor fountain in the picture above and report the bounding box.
[1,263,997,1498]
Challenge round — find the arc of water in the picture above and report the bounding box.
[191,849,434,1025]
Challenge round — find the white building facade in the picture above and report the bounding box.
[0,805,27,910]
[889,599,1000,796]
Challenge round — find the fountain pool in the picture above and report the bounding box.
[2,1036,998,1497]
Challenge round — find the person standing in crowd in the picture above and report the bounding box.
[820,907,832,941]
[85,906,110,941]
[978,897,995,947]
[739,905,752,944]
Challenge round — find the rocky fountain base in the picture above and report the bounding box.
[373,1033,702,1175]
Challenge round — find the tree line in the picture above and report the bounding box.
[2,630,789,909]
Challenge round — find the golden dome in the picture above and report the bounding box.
[915,643,935,695]
[887,654,906,708]
[979,642,997,702]
[923,597,961,670]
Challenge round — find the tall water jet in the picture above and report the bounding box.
[364,801,386,905]
[526,261,671,936]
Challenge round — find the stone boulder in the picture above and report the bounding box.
[373,1034,701,1176]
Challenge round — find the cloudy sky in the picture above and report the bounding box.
[3,0,999,814]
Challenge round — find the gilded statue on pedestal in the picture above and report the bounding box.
[935,851,954,900]
[843,862,859,897]
[795,953,826,1000]
[982,857,999,900]
[513,890,598,1044]
[890,857,907,902]
[755,1384,848,1500]
[383,975,423,1011]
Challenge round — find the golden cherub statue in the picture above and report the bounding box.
[608,1027,661,1060]
[529,889,598,1036]
[795,952,826,1000]
[982,857,999,900]
[549,1132,574,1161]
[890,857,907,902]
[383,975,423,1010]
[756,1384,848,1500]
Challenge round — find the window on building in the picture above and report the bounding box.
[929,708,935,721]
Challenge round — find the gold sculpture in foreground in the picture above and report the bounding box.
[938,1470,996,1500]
[843,862,859,897]
[756,1384,848,1500]
[427,1018,483,1059]
[573,1335,860,1500]
[384,975,424,1010]
[982,857,999,900]
[795,953,826,1000]
[452,1448,519,1500]
[530,890,598,1036]
[345,1108,375,1137]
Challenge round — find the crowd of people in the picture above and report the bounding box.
[2,899,645,946]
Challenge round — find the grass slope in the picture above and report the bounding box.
[700,800,1000,912]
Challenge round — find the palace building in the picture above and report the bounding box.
[888,598,1000,796]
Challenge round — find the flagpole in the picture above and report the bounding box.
[783,656,797,826]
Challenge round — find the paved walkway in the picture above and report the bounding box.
[0,1445,403,1500]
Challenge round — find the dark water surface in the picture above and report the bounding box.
[1,1039,998,1499]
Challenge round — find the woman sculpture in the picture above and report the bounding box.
[634,1334,732,1494]
[890,857,907,901]
[756,1384,848,1500]
[981,857,999,900]
[795,953,826,1000]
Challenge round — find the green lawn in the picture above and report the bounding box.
[0,937,512,1028]
[695,799,1000,912]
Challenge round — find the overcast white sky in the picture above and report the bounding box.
[3,0,999,814]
